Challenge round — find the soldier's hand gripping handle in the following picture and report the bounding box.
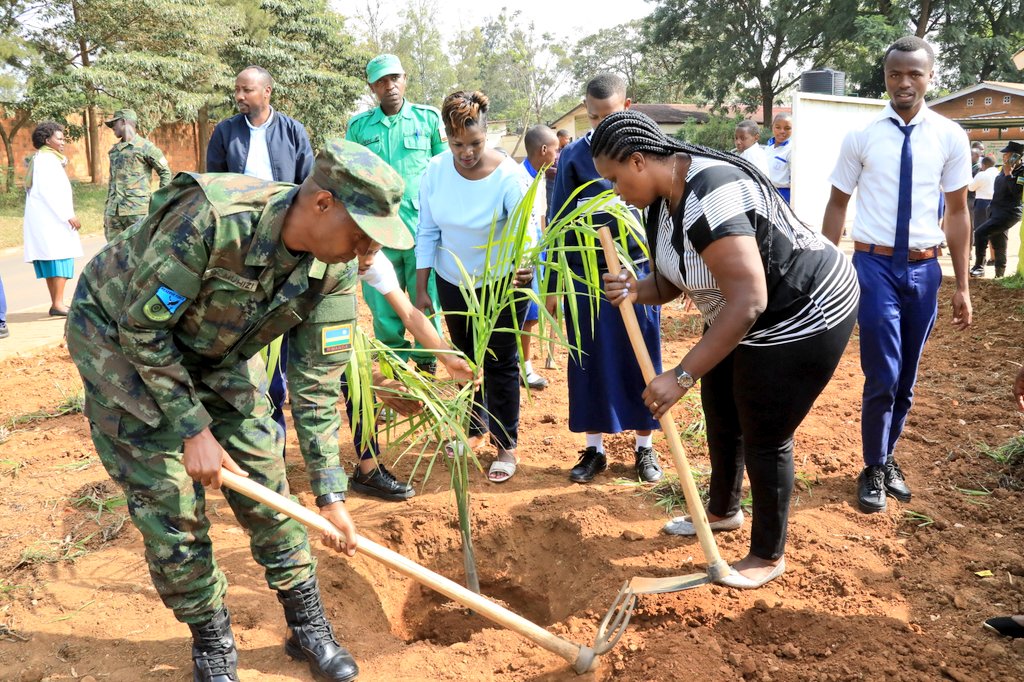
[183,428,249,490]
[319,502,359,557]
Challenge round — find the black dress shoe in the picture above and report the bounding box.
[49,306,69,317]
[634,446,663,483]
[984,616,1024,638]
[350,463,415,501]
[884,457,911,502]
[857,465,887,513]
[569,447,607,483]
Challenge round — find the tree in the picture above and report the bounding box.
[219,0,367,150]
[934,0,1024,90]
[645,0,860,123]
[381,0,454,107]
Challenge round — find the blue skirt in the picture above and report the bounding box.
[565,262,662,434]
[33,259,74,279]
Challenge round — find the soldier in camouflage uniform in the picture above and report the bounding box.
[103,109,172,241]
[68,139,412,682]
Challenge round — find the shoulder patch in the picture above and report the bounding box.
[322,323,353,355]
[143,285,187,322]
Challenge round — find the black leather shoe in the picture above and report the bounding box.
[857,465,887,513]
[415,360,437,375]
[188,607,239,682]
[569,447,607,483]
[634,446,663,483]
[278,576,359,682]
[350,462,415,501]
[48,306,69,317]
[884,457,911,502]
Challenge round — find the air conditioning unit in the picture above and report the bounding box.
[800,69,846,96]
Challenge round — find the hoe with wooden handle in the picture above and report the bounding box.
[219,468,632,674]
[596,226,731,596]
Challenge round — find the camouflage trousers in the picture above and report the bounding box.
[85,389,316,624]
[103,214,142,242]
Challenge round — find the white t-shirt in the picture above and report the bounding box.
[968,166,999,201]
[766,139,792,188]
[359,252,400,295]
[829,102,972,249]
[740,144,770,175]
[243,108,275,182]
[415,151,531,285]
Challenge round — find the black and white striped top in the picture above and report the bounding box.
[648,157,859,347]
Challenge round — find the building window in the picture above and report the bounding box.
[982,128,991,133]
[985,96,993,105]
[1020,126,1024,132]
[967,98,974,106]
[1001,128,1009,133]
[1004,95,1012,104]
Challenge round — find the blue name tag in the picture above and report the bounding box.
[156,286,187,314]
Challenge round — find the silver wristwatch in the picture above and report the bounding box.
[674,366,696,390]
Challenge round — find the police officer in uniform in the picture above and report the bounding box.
[103,109,172,241]
[68,140,413,682]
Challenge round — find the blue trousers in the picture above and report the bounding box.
[853,252,941,467]
[0,273,7,323]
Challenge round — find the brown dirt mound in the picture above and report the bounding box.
[1,278,1023,681]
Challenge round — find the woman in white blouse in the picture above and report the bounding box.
[414,90,532,484]
[24,122,82,316]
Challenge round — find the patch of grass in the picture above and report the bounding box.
[69,483,126,522]
[0,182,107,249]
[0,458,25,477]
[904,510,934,528]
[54,457,95,472]
[3,387,84,431]
[618,469,710,517]
[0,579,26,596]
[675,391,707,450]
[17,533,95,567]
[997,273,1024,290]
[978,435,1024,466]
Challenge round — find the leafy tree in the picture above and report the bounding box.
[645,0,860,123]
[219,0,367,150]
[934,0,1024,89]
[382,0,454,108]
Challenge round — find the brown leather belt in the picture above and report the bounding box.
[854,241,942,261]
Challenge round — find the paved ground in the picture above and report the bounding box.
[0,234,105,362]
[0,227,1019,363]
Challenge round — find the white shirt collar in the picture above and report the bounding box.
[245,107,275,132]
[874,100,930,127]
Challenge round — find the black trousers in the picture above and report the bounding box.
[702,310,856,560]
[436,276,527,451]
[974,211,1020,274]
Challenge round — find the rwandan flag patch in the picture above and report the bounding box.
[321,324,353,355]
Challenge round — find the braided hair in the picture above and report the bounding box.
[590,109,805,275]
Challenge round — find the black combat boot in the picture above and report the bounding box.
[277,576,359,682]
[188,607,239,682]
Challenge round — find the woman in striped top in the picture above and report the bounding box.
[591,111,859,589]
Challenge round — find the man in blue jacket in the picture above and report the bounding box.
[206,65,315,454]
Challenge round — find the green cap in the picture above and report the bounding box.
[366,54,403,84]
[312,138,411,250]
[104,109,138,127]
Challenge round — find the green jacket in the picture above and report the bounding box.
[105,136,172,216]
[69,172,358,496]
[346,99,445,236]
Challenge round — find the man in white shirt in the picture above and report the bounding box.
[969,155,998,229]
[822,36,972,514]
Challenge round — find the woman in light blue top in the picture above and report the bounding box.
[414,90,531,483]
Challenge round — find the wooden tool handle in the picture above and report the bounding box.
[596,228,728,579]
[218,469,595,672]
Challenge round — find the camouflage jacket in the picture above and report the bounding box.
[69,172,358,496]
[105,136,172,216]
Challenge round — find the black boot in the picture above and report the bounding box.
[278,576,359,682]
[188,607,239,682]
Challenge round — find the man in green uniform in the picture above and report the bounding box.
[67,139,410,682]
[103,109,172,241]
[346,54,445,369]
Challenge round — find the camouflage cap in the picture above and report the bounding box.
[312,139,411,249]
[104,109,138,127]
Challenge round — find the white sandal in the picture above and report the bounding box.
[487,457,518,484]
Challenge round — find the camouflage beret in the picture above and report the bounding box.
[104,109,138,127]
[312,139,411,250]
